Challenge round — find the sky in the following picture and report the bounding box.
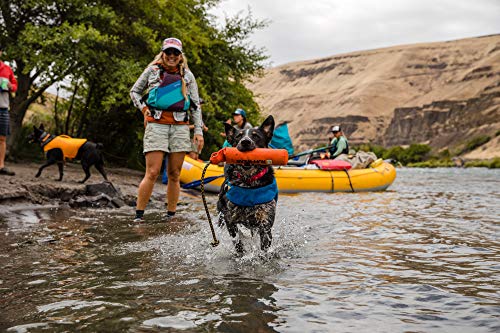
[210,0,500,66]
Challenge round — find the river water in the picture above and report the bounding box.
[1,168,499,332]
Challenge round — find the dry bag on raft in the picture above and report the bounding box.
[310,159,352,170]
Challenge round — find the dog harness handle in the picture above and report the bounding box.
[210,147,288,165]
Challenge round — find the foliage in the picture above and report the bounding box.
[355,143,432,165]
[459,135,491,155]
[1,0,268,166]
[407,160,455,168]
[355,144,387,159]
[464,158,500,168]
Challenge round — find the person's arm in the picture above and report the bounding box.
[185,71,202,136]
[331,137,347,158]
[329,137,337,154]
[130,66,152,113]
[8,67,17,92]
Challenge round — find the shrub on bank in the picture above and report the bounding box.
[464,158,500,168]
[354,143,498,168]
[407,160,455,168]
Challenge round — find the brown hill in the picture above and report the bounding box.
[248,35,500,157]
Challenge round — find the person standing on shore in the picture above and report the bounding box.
[130,37,204,222]
[0,46,18,176]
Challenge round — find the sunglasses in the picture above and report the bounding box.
[164,48,181,56]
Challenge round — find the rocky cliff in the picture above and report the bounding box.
[248,35,500,157]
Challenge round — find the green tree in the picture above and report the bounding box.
[0,0,118,151]
[404,143,431,164]
[1,0,268,164]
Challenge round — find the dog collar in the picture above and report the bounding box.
[236,167,269,184]
[39,132,50,142]
[39,132,55,148]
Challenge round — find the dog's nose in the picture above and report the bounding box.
[241,139,252,147]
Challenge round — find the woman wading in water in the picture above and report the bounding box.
[130,38,204,222]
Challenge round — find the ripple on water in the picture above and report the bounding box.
[1,168,499,332]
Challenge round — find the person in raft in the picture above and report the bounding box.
[328,125,349,159]
[130,37,203,223]
[220,108,253,148]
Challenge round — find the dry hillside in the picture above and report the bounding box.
[248,35,500,157]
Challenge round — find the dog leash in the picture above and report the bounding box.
[200,162,219,247]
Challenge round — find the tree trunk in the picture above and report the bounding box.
[7,63,31,154]
[76,79,94,138]
[7,60,60,155]
[53,85,61,133]
[65,82,79,135]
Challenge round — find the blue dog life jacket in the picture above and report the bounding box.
[226,179,278,207]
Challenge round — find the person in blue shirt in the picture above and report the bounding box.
[329,125,349,159]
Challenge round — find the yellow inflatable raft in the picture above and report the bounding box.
[180,156,397,193]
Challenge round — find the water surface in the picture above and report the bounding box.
[1,168,499,332]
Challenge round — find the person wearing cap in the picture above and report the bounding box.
[219,108,253,147]
[232,108,253,130]
[0,46,17,176]
[130,37,203,223]
[328,125,349,159]
[220,108,253,137]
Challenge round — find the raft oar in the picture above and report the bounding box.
[289,144,334,159]
[181,174,224,189]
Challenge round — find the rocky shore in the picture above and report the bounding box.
[0,161,198,212]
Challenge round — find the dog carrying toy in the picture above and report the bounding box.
[200,148,288,248]
[209,147,289,165]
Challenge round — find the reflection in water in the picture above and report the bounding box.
[0,168,499,332]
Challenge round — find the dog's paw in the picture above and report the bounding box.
[234,241,244,254]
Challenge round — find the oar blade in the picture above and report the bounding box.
[181,174,224,189]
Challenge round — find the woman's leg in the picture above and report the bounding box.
[166,152,186,213]
[136,151,164,210]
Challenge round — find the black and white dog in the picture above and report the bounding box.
[29,124,108,183]
[217,115,277,253]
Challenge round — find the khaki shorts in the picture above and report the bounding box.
[190,141,199,153]
[143,122,191,154]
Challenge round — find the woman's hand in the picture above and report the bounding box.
[193,134,204,153]
[142,107,151,128]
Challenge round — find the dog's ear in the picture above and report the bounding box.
[40,124,45,131]
[259,115,275,143]
[224,122,237,146]
[33,125,37,132]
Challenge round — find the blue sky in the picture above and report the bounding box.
[210,0,500,66]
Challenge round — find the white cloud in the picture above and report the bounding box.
[211,0,500,66]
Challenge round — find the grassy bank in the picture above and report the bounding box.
[407,158,500,168]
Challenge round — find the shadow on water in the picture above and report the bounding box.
[1,168,499,332]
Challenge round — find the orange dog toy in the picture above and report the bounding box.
[209,147,289,165]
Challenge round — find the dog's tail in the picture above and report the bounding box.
[96,143,104,150]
